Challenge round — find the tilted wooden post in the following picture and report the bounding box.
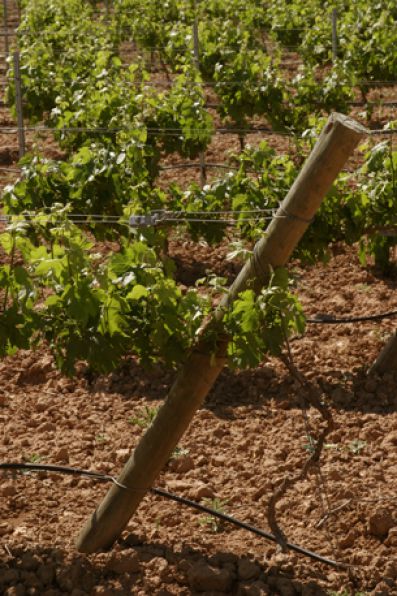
[76,113,367,553]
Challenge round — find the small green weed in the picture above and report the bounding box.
[28,453,42,464]
[302,436,367,456]
[129,406,159,429]
[199,498,229,533]
[171,446,190,459]
[354,283,372,293]
[348,439,367,455]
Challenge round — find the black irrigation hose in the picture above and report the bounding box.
[307,309,397,324]
[0,462,348,570]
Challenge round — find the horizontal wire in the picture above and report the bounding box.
[5,69,397,89]
[0,125,295,136]
[0,124,394,137]
[0,215,278,227]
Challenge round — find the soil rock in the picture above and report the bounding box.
[237,558,261,581]
[106,553,140,574]
[187,562,234,592]
[368,509,396,538]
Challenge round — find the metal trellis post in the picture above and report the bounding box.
[193,12,207,187]
[13,51,26,158]
[3,0,9,57]
[332,8,338,63]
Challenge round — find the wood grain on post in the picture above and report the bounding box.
[76,113,367,553]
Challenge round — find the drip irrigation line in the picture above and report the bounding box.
[307,309,397,324]
[0,462,348,569]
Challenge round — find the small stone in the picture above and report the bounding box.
[187,562,233,592]
[1,483,16,497]
[37,563,55,585]
[53,447,69,463]
[237,558,261,581]
[19,553,40,571]
[371,581,392,596]
[166,479,192,492]
[168,455,194,473]
[5,585,26,596]
[301,580,327,596]
[0,568,19,585]
[384,561,397,579]
[339,529,358,549]
[189,483,215,500]
[106,553,140,574]
[237,580,270,595]
[268,576,296,596]
[368,509,395,538]
[124,532,145,547]
[38,422,56,433]
[34,400,48,413]
[385,528,397,546]
[211,455,227,467]
[0,522,11,536]
[115,449,130,462]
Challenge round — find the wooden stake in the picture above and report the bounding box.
[13,51,25,158]
[76,113,367,554]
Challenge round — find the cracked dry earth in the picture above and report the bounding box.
[0,244,397,595]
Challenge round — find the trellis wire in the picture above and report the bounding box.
[0,208,280,228]
[0,124,394,137]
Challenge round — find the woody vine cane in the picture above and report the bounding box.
[76,113,367,554]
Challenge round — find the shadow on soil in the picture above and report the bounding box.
[97,356,397,418]
[0,540,334,595]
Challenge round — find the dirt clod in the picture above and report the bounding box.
[187,561,234,592]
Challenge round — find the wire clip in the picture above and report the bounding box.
[129,211,164,228]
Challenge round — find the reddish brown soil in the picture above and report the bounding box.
[1,246,397,596]
[1,4,397,595]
